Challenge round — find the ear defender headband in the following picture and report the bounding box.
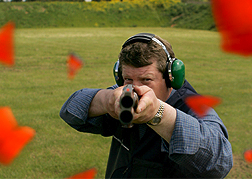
[113,33,185,89]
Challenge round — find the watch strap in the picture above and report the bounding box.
[147,99,164,125]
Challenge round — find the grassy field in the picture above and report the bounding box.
[0,1,215,30]
[0,27,251,178]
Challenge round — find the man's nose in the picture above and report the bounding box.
[132,81,142,86]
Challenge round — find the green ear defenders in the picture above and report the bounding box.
[113,33,185,90]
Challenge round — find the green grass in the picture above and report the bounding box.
[0,27,251,178]
[0,1,214,30]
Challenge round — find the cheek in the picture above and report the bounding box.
[152,79,169,99]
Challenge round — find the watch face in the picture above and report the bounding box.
[151,116,161,125]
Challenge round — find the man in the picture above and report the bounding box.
[60,33,233,178]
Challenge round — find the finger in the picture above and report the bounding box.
[111,86,125,119]
[133,85,150,96]
[114,85,125,96]
[134,86,153,113]
[114,97,120,119]
[136,101,145,113]
[136,97,151,113]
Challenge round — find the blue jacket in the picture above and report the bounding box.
[60,80,233,178]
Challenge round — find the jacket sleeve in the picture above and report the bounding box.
[162,109,233,178]
[59,85,119,135]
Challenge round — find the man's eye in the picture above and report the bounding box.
[124,78,133,84]
[144,78,152,81]
[124,78,131,81]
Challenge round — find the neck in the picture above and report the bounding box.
[164,87,173,101]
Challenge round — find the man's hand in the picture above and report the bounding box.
[90,85,160,125]
[88,86,123,118]
[89,85,176,143]
[132,85,160,124]
[133,85,176,143]
[104,86,124,119]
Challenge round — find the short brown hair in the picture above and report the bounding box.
[119,35,175,74]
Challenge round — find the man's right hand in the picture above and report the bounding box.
[105,86,124,119]
[88,86,124,119]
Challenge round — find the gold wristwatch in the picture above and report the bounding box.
[147,99,164,126]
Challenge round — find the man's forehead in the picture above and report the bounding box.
[122,64,157,77]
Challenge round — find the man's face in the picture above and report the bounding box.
[122,60,170,101]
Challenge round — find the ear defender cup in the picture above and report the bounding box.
[113,33,185,89]
[163,58,185,89]
[170,59,185,90]
[164,63,171,88]
[113,60,124,86]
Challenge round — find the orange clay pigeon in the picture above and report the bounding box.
[0,107,35,165]
[67,168,97,179]
[0,22,15,66]
[244,149,252,163]
[67,53,83,79]
[185,95,221,118]
[211,0,252,56]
